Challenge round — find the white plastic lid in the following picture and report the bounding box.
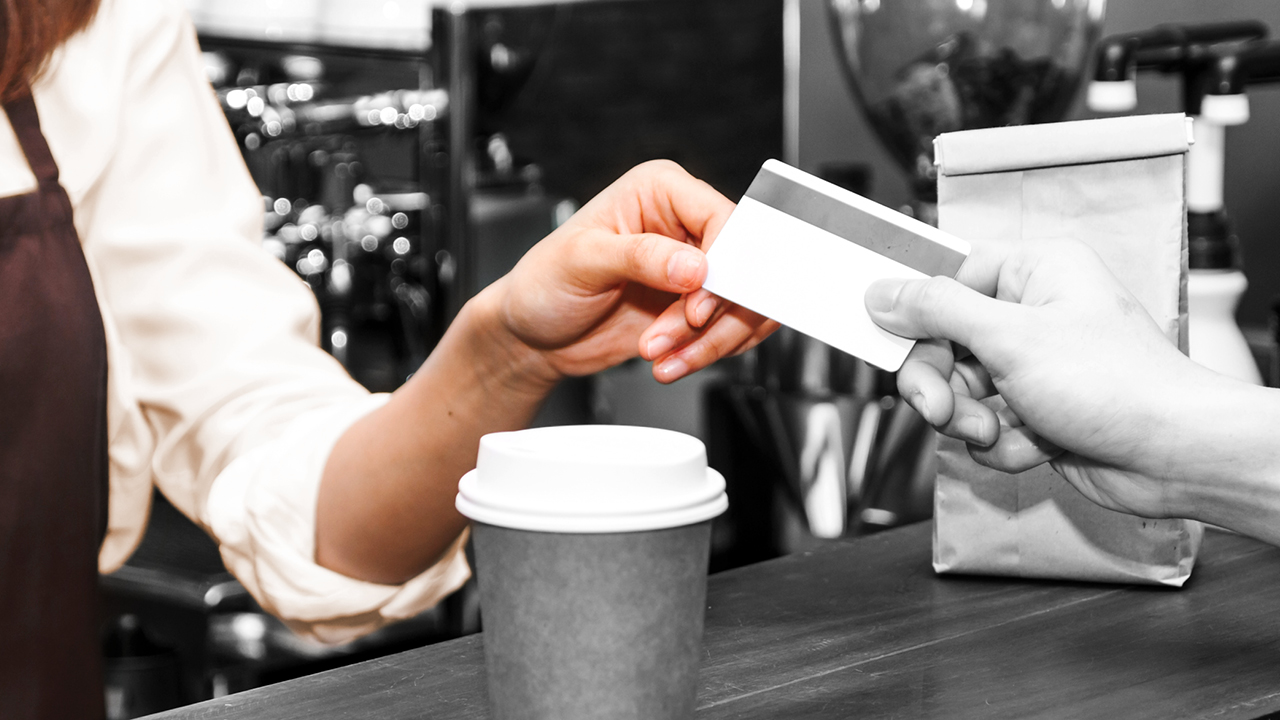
[455,425,728,533]
[1087,81,1138,113]
[1200,94,1251,126]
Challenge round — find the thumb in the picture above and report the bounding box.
[571,230,707,295]
[865,275,1014,350]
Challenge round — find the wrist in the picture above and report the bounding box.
[1149,367,1280,540]
[454,281,563,400]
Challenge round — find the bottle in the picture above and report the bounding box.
[1185,107,1259,385]
[1187,210,1262,384]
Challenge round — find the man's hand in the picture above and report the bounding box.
[865,238,1213,519]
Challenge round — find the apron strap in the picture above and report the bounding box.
[2,90,60,186]
[0,80,109,719]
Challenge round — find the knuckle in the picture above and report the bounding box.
[914,277,955,322]
[622,234,659,274]
[687,330,732,367]
[920,276,976,339]
[642,158,683,176]
[627,159,683,184]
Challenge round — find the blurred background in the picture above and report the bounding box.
[805,0,1280,330]
[101,1,1280,717]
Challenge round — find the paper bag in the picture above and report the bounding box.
[931,114,1203,586]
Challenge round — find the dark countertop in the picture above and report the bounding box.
[151,522,1280,719]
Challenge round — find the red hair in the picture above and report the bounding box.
[1,0,100,101]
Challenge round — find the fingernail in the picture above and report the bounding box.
[866,278,906,314]
[667,250,704,288]
[694,296,717,326]
[958,414,993,447]
[656,356,690,382]
[646,334,675,359]
[910,391,932,423]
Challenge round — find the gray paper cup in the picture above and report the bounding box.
[456,425,728,720]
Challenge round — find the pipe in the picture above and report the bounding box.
[1088,21,1268,113]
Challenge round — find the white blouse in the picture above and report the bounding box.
[0,0,468,644]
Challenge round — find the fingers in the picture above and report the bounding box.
[726,320,780,357]
[551,161,737,297]
[639,301,776,383]
[593,160,736,247]
[654,307,772,383]
[947,237,1122,306]
[867,237,1124,348]
[894,340,999,447]
[866,275,1016,351]
[950,239,1016,298]
[639,299,693,360]
[684,288,719,328]
[946,396,1000,448]
[954,357,998,399]
[637,160,736,246]
[897,340,956,426]
[968,425,1063,474]
[567,230,710,296]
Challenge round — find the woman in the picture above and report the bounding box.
[0,0,775,716]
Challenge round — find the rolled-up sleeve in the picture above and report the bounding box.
[205,395,471,644]
[63,0,468,642]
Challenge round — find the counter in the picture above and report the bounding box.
[150,522,1280,719]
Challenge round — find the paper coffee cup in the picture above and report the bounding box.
[456,425,728,720]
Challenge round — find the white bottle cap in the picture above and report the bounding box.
[1087,81,1138,113]
[1200,94,1250,126]
[456,425,728,533]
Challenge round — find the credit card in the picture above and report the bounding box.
[703,160,970,372]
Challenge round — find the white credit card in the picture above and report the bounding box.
[703,160,970,372]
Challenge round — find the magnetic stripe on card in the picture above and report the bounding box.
[744,164,967,277]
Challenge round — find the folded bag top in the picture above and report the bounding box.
[934,113,1192,177]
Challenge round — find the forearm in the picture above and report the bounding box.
[1155,367,1280,545]
[315,280,558,584]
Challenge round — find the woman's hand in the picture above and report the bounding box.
[864,238,1223,520]
[318,161,779,585]
[488,160,777,386]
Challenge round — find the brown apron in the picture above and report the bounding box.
[0,87,110,718]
